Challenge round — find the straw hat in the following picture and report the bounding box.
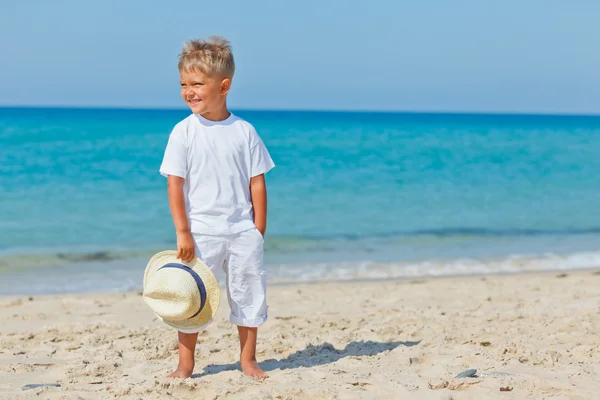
[143,250,220,333]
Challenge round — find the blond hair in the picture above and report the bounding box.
[178,36,235,78]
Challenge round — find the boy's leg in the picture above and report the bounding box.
[168,331,199,378]
[225,228,268,380]
[169,234,227,378]
[238,326,268,380]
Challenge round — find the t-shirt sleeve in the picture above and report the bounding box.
[249,128,275,177]
[159,126,187,178]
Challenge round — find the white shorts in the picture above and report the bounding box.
[193,227,267,328]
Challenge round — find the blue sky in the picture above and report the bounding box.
[1,1,599,114]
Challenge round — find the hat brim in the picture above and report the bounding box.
[143,250,220,332]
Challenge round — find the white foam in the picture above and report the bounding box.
[2,249,600,295]
[267,250,600,283]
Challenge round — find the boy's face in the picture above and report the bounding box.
[180,69,231,119]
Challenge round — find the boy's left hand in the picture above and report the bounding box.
[255,225,265,237]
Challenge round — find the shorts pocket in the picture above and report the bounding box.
[253,227,265,244]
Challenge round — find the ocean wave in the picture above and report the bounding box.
[266,250,600,284]
[0,249,155,271]
[2,248,600,296]
[277,227,600,241]
[2,227,600,270]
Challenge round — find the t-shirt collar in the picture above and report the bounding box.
[194,112,236,127]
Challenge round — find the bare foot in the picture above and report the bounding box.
[241,360,268,381]
[168,365,194,379]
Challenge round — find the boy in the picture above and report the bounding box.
[159,36,274,381]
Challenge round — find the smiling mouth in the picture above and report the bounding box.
[188,99,200,105]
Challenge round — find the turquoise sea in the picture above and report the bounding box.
[2,107,600,294]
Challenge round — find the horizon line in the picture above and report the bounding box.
[1,104,600,118]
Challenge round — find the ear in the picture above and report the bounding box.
[220,78,231,95]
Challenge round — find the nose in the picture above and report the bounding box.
[184,87,194,97]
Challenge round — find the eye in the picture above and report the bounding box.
[180,84,187,88]
[193,83,203,87]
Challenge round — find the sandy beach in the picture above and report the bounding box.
[1,270,600,399]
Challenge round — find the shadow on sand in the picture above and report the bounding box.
[193,339,421,378]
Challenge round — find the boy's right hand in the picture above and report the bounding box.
[176,231,195,263]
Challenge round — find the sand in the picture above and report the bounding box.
[1,270,600,399]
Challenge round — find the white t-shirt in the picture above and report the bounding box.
[159,113,275,235]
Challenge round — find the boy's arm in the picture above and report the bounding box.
[167,175,195,262]
[250,174,268,237]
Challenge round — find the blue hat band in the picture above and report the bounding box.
[158,263,207,319]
